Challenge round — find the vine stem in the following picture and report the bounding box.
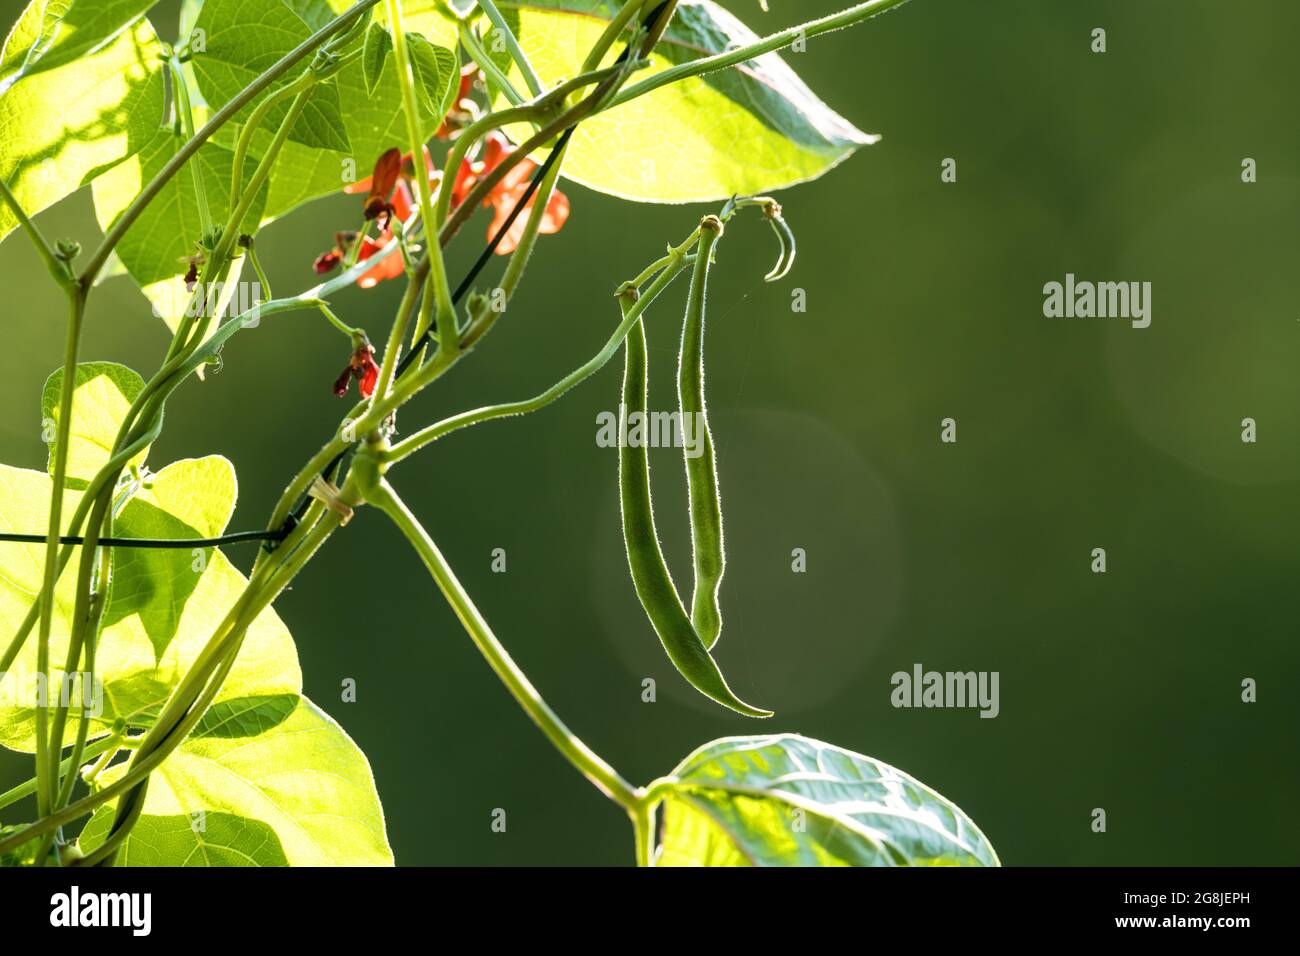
[632,798,655,867]
[459,21,524,106]
[475,0,544,97]
[0,734,119,813]
[168,56,213,237]
[359,464,641,812]
[0,176,69,287]
[385,0,456,357]
[32,288,87,819]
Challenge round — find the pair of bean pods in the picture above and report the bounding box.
[617,219,773,718]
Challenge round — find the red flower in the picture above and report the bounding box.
[362,147,402,227]
[346,147,437,219]
[334,341,380,399]
[454,133,569,255]
[313,249,341,274]
[179,253,205,290]
[353,231,405,289]
[316,136,570,284]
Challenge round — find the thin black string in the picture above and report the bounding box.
[0,529,289,549]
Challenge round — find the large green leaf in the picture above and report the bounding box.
[497,0,875,202]
[0,0,160,89]
[190,0,351,152]
[80,696,394,866]
[41,362,148,486]
[655,734,1000,866]
[0,15,163,243]
[91,130,268,337]
[0,455,301,752]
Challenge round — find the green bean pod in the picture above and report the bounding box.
[677,223,725,649]
[619,310,770,719]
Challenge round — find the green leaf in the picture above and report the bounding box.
[497,0,876,202]
[190,0,352,153]
[655,734,1000,866]
[41,362,147,486]
[0,0,161,89]
[0,824,39,867]
[0,456,301,752]
[0,16,164,243]
[361,21,391,95]
[407,33,457,118]
[80,696,394,866]
[90,131,268,338]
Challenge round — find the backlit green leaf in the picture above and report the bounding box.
[190,0,352,152]
[0,455,301,752]
[361,21,391,95]
[41,362,147,485]
[0,16,164,243]
[656,734,1000,866]
[80,696,394,866]
[497,0,876,202]
[407,33,457,119]
[0,0,160,89]
[0,824,39,866]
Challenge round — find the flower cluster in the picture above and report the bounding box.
[313,132,569,288]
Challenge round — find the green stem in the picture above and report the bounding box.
[387,0,457,354]
[45,493,111,807]
[33,289,87,817]
[81,734,123,789]
[360,468,641,811]
[0,176,71,287]
[228,72,314,214]
[632,798,656,866]
[99,503,346,860]
[53,539,108,812]
[459,21,525,107]
[317,301,361,339]
[580,0,645,72]
[611,0,912,109]
[0,734,119,813]
[475,0,544,97]
[437,75,614,244]
[168,57,212,237]
[244,241,274,300]
[372,275,423,402]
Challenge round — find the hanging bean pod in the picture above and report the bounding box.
[677,218,725,649]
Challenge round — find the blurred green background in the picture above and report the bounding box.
[2,0,1297,865]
